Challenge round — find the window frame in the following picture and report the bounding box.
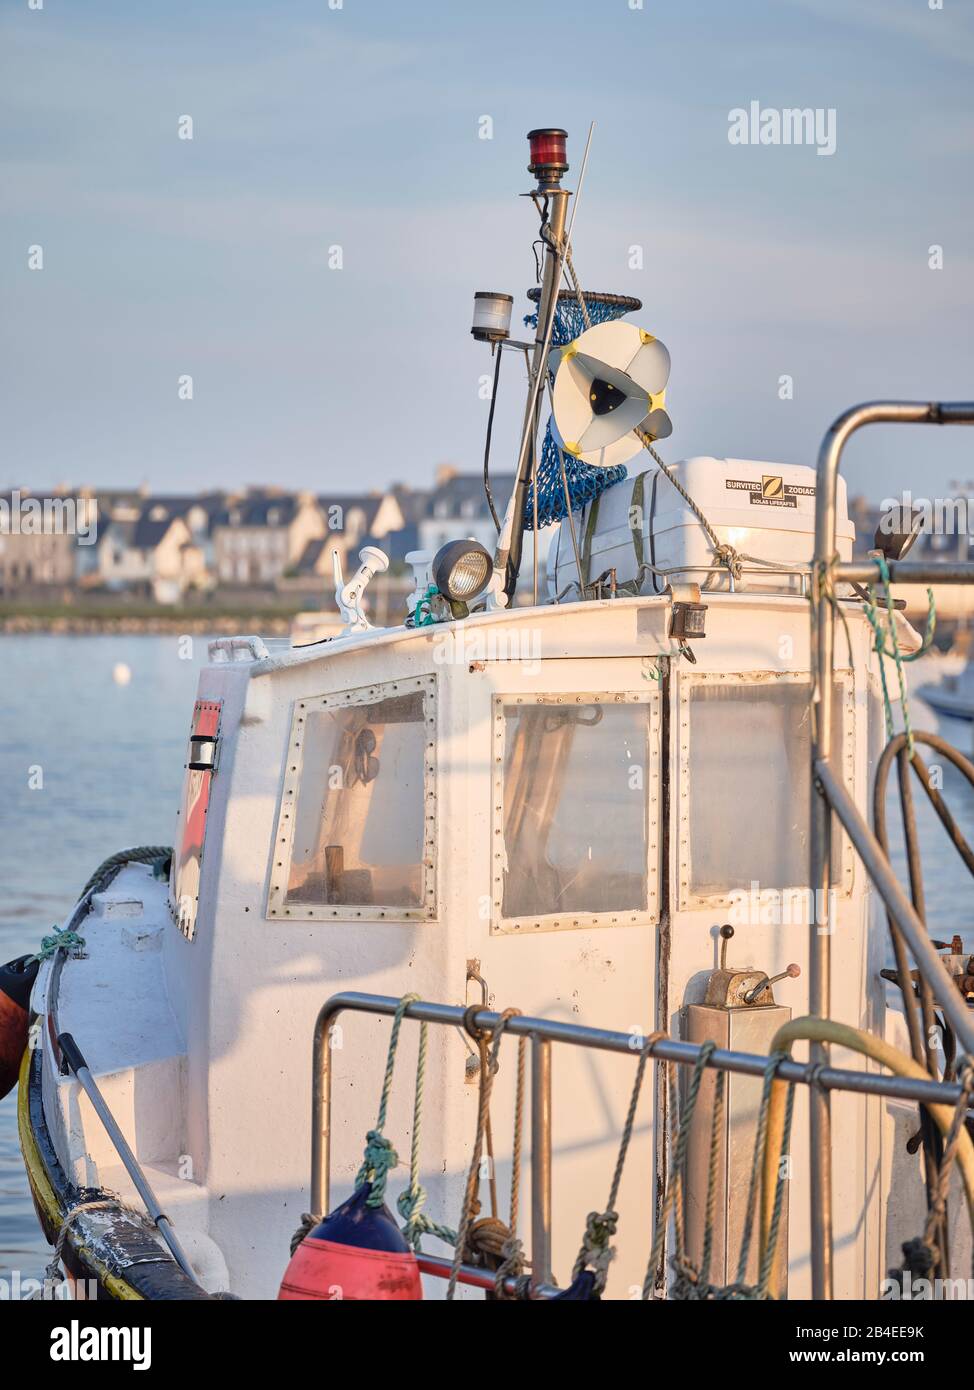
[675,669,856,911]
[266,674,437,923]
[490,689,662,936]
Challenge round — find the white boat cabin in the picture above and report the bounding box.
[32,454,943,1299]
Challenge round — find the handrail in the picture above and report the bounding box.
[837,560,974,584]
[310,990,972,1297]
[207,634,270,663]
[809,398,974,1300]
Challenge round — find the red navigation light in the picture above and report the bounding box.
[527,128,568,187]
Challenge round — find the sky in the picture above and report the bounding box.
[2,0,972,503]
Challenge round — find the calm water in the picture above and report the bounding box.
[0,635,211,1280]
[1,636,973,1283]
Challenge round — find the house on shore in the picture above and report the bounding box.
[291,490,410,584]
[0,489,98,596]
[212,491,325,586]
[87,508,206,603]
[138,494,225,570]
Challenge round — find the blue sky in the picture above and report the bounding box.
[2,0,972,501]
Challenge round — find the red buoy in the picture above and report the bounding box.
[279,1185,422,1301]
[0,955,38,1101]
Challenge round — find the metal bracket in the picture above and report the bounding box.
[332,546,390,635]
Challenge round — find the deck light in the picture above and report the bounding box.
[668,583,707,645]
[432,539,492,607]
[872,504,924,563]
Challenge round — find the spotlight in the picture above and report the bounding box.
[432,539,492,606]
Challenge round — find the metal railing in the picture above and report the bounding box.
[809,399,974,1299]
[310,991,972,1298]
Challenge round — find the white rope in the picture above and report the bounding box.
[32,1197,144,1297]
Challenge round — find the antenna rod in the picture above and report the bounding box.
[563,121,593,251]
[489,128,580,608]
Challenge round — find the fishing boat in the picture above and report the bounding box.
[6,127,974,1304]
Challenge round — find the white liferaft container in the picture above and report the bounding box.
[548,456,855,597]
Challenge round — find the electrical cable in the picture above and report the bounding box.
[483,348,503,533]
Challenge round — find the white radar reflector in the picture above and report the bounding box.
[550,320,672,468]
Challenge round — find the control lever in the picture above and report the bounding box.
[743,963,801,1006]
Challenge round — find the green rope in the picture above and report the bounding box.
[396,1018,458,1250]
[864,554,935,758]
[492,1034,529,1298]
[572,1029,664,1295]
[643,1048,796,1301]
[641,1041,715,1298]
[28,925,86,964]
[728,1052,795,1297]
[355,994,416,1207]
[757,1076,796,1296]
[410,584,439,628]
[698,1068,726,1287]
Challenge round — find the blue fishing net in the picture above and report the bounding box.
[522,290,641,530]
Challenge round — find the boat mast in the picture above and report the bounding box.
[489,129,571,607]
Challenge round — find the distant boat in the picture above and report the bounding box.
[919,660,974,721]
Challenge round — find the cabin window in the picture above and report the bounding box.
[492,692,660,933]
[268,676,436,921]
[678,673,853,905]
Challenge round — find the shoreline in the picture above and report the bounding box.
[0,608,301,635]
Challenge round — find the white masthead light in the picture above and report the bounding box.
[471,292,514,343]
